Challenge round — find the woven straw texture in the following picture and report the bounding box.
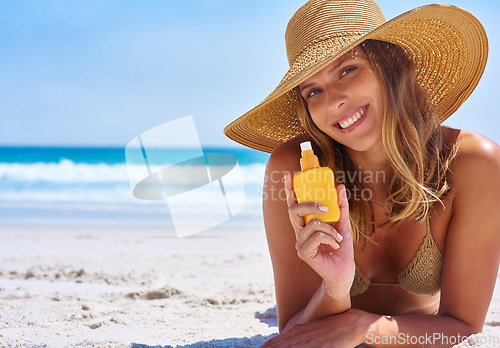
[224,0,488,153]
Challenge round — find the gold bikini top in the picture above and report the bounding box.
[350,219,444,297]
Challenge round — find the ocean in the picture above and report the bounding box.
[0,146,269,229]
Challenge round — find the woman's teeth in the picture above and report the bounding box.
[339,109,365,129]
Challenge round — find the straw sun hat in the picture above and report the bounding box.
[224,0,488,153]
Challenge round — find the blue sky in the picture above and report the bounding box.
[0,0,498,148]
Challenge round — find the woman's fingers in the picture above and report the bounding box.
[296,218,343,246]
[296,230,339,261]
[283,172,297,207]
[295,220,342,261]
[283,171,303,227]
[284,171,328,230]
[287,202,327,228]
[285,175,349,255]
[334,184,352,239]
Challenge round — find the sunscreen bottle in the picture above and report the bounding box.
[293,141,341,224]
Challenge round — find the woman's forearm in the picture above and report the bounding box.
[362,311,475,347]
[283,281,351,331]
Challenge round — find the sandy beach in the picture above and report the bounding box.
[0,224,498,348]
[0,224,277,347]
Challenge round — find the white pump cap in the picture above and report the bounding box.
[300,141,312,152]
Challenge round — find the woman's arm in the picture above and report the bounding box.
[262,309,475,347]
[263,138,354,331]
[436,132,500,331]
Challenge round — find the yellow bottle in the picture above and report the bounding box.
[293,141,340,224]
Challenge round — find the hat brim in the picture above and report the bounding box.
[224,4,488,153]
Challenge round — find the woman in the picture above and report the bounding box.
[224,0,500,346]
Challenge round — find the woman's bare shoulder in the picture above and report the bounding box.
[448,128,500,185]
[453,129,500,164]
[266,135,308,173]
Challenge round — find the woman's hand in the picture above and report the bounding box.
[261,309,373,348]
[284,172,355,298]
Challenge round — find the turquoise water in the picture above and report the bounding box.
[0,146,269,227]
[0,146,269,165]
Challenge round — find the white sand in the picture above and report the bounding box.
[0,224,498,348]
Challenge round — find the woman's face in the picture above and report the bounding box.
[299,46,384,153]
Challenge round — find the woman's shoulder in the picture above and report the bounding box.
[452,128,500,164]
[447,128,500,184]
[266,135,309,173]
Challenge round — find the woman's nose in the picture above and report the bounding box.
[326,87,348,112]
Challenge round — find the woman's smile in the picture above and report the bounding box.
[334,105,369,133]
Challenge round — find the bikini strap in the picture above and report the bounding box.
[426,215,432,236]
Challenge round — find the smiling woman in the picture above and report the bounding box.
[224,0,500,346]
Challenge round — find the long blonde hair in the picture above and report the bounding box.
[296,39,457,246]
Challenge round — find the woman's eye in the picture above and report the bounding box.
[341,67,356,77]
[306,89,321,98]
